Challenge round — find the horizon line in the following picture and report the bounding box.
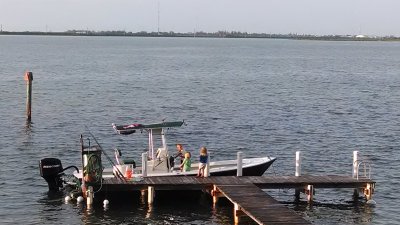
[1,29,399,39]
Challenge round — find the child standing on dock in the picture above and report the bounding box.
[180,152,191,172]
[197,147,208,177]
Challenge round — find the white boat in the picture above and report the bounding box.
[107,120,276,177]
[39,120,276,191]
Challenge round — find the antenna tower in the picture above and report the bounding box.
[157,1,160,35]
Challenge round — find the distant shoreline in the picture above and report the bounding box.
[1,30,399,41]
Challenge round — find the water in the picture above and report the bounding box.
[1,35,400,224]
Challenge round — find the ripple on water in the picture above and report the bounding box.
[0,37,400,224]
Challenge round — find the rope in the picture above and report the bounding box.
[85,154,103,184]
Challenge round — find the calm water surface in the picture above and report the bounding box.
[0,36,399,224]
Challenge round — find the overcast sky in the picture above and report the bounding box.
[1,0,399,36]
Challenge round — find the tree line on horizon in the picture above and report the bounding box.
[1,29,399,41]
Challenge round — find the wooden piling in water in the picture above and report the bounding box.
[352,151,359,178]
[295,151,301,177]
[86,186,94,208]
[295,151,301,200]
[306,184,314,203]
[24,72,33,122]
[237,151,243,177]
[148,186,155,204]
[204,153,210,177]
[211,184,222,205]
[142,152,148,177]
[353,151,360,197]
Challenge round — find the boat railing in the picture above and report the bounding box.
[354,159,372,180]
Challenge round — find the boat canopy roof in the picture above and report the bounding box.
[112,121,184,135]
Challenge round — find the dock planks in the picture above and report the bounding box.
[216,183,311,225]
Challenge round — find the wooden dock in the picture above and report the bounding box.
[216,183,310,224]
[99,175,375,225]
[102,175,374,191]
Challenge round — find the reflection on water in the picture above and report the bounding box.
[146,203,153,219]
[288,198,374,224]
[24,121,32,136]
[37,190,237,224]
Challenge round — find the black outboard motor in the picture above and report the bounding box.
[39,158,63,191]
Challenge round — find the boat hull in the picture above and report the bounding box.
[74,157,276,180]
[141,156,276,177]
[209,157,276,176]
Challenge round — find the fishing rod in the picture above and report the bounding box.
[84,125,126,183]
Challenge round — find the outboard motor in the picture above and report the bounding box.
[39,158,63,191]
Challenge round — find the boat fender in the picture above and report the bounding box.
[103,199,109,207]
[65,196,71,202]
[77,196,84,203]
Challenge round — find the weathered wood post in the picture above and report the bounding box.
[352,151,359,178]
[364,183,374,201]
[86,186,94,207]
[353,151,359,198]
[148,186,155,204]
[237,151,243,177]
[140,189,147,205]
[142,152,148,177]
[295,151,301,200]
[234,202,242,224]
[204,152,210,177]
[306,184,314,203]
[24,72,33,122]
[295,151,301,176]
[211,184,222,205]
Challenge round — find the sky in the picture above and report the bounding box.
[1,0,399,36]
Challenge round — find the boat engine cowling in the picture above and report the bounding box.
[39,158,63,191]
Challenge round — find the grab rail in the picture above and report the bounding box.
[354,159,372,180]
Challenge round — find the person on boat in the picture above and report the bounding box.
[174,144,186,164]
[197,147,208,177]
[180,152,191,172]
[168,144,186,169]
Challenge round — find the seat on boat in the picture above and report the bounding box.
[156,148,168,159]
[154,148,171,171]
[114,148,136,168]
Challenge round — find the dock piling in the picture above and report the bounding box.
[364,183,374,201]
[295,151,301,176]
[142,152,148,177]
[353,151,359,178]
[86,186,94,207]
[237,152,243,176]
[234,202,242,224]
[295,151,302,200]
[204,153,210,177]
[306,185,314,202]
[353,151,360,197]
[24,72,33,122]
[211,184,223,205]
[148,186,155,204]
